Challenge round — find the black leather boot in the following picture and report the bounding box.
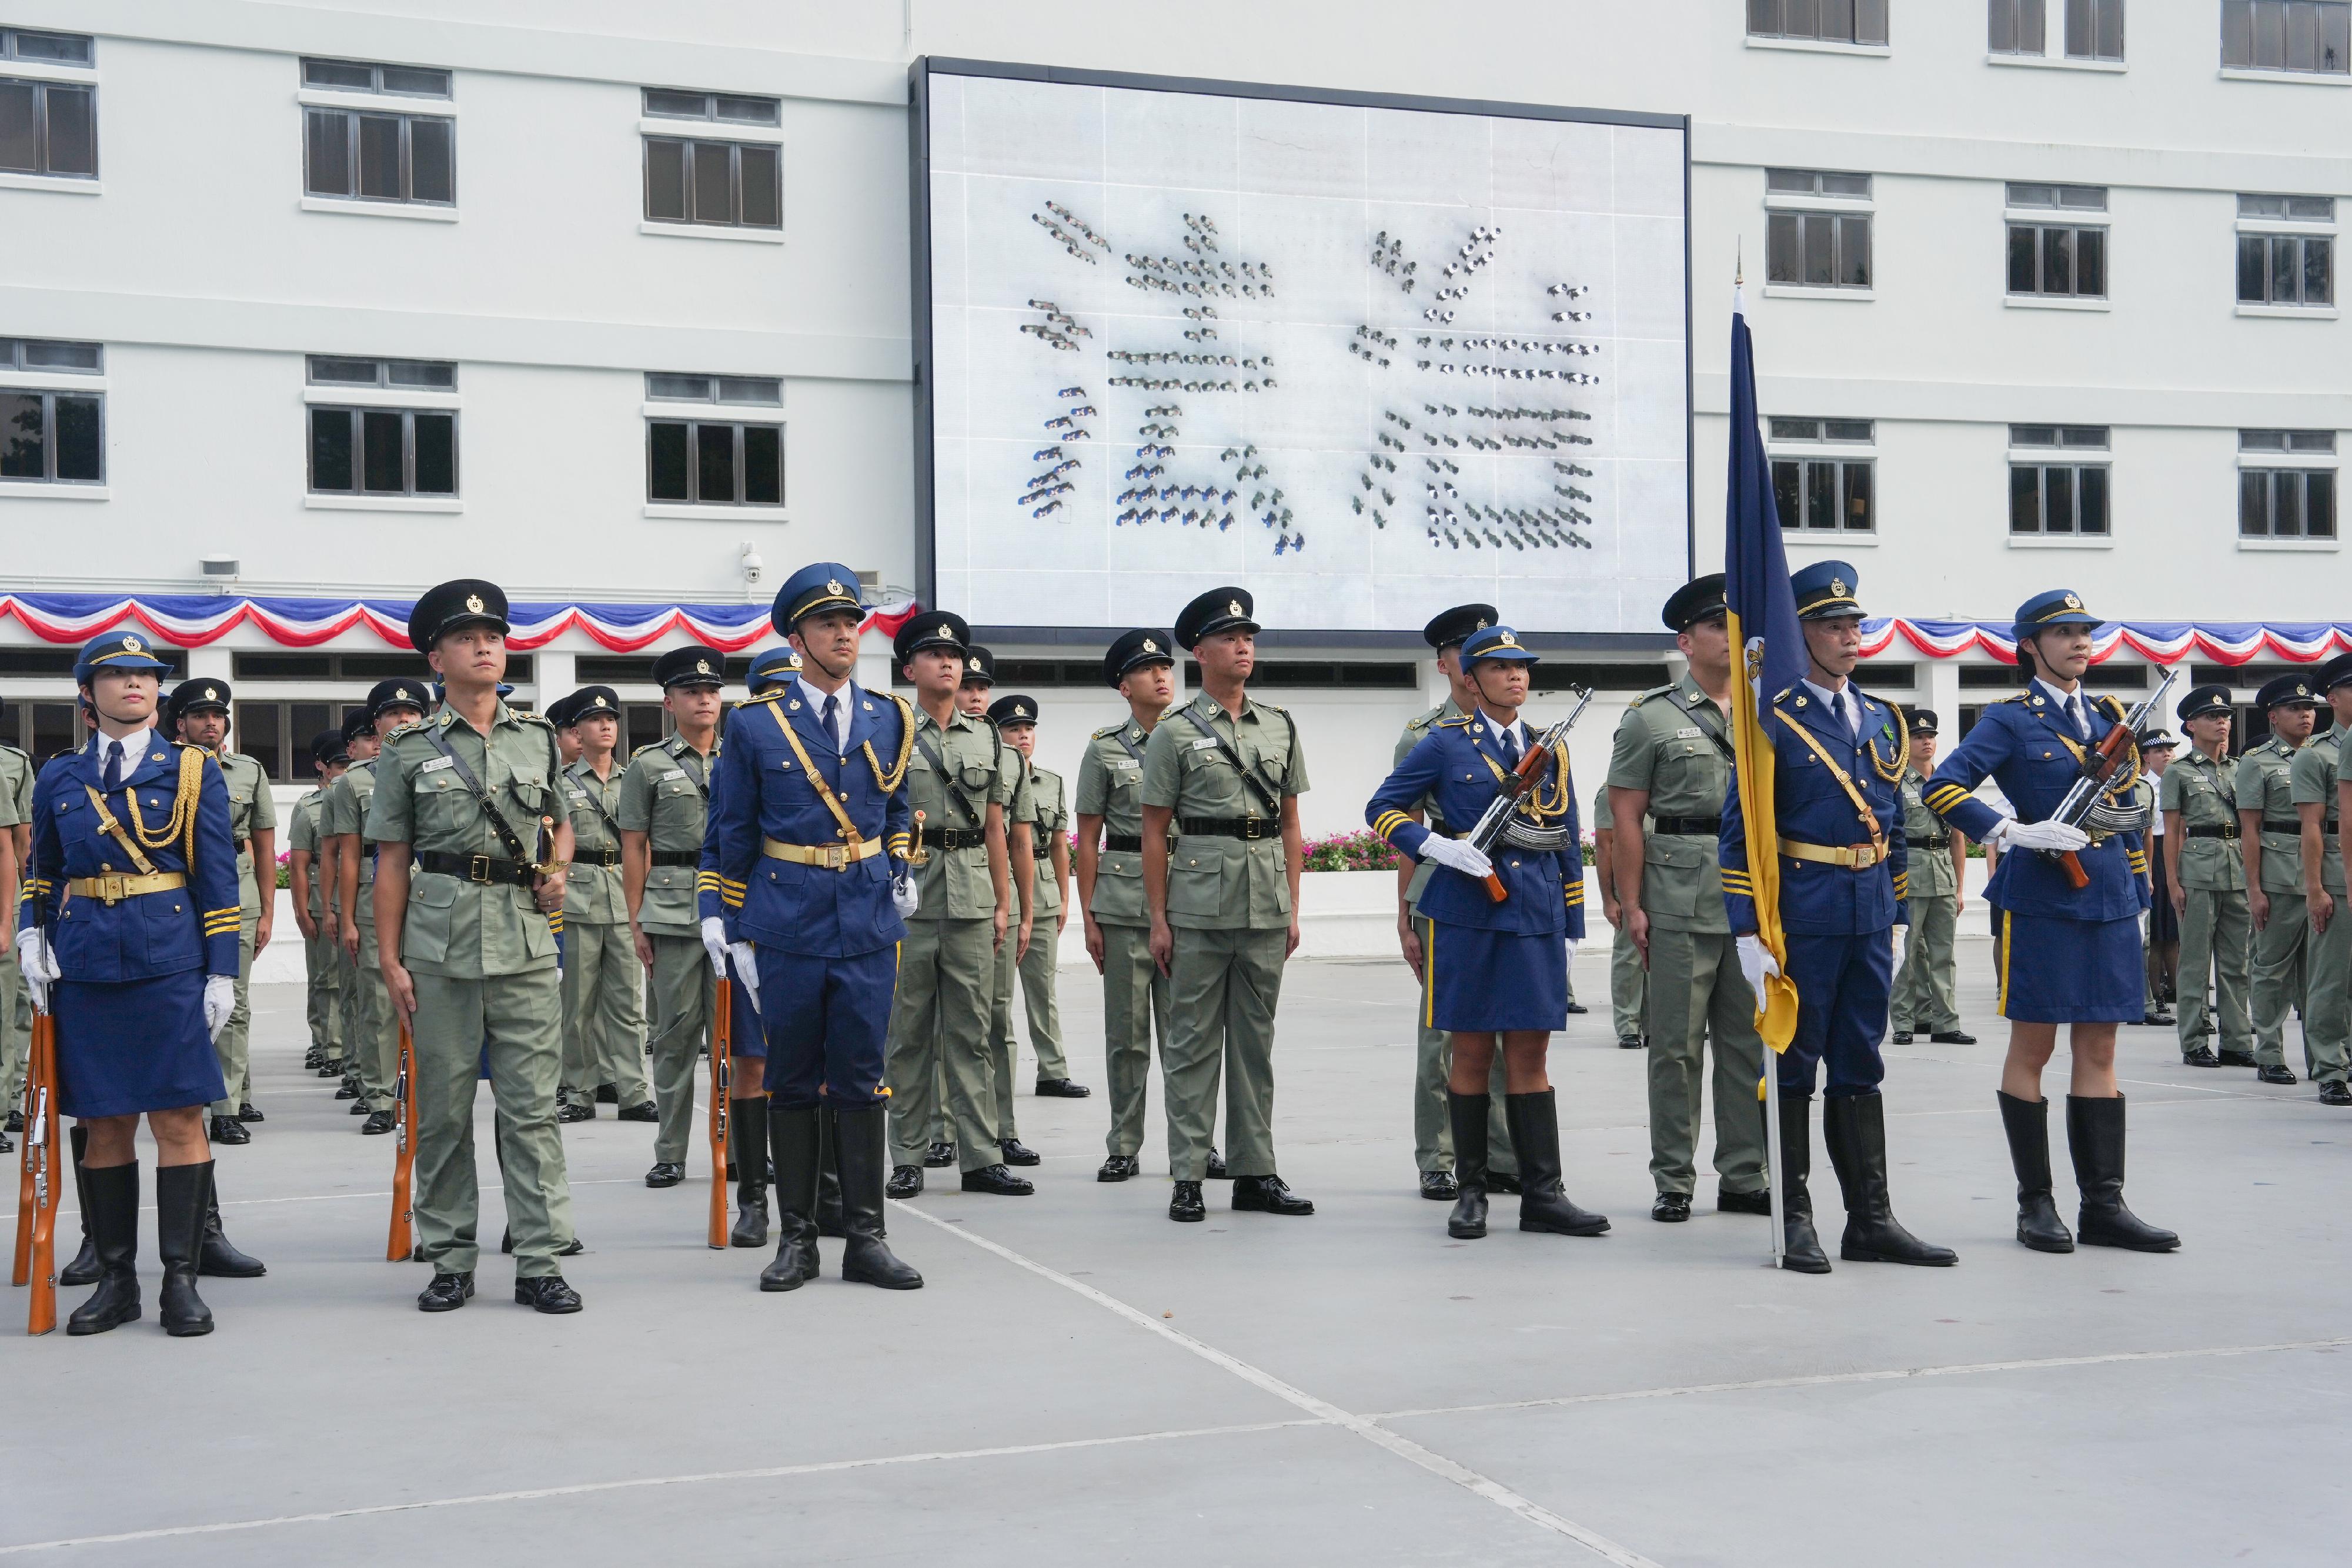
[1822,1092,1956,1266]
[729,1096,770,1249]
[1445,1090,1490,1240]
[2066,1094,2179,1252]
[1502,1089,1609,1236]
[1776,1094,1831,1273]
[816,1107,847,1238]
[1996,1091,2073,1253]
[834,1104,922,1290]
[60,1123,100,1288]
[199,1181,268,1278]
[759,1104,820,1292]
[156,1162,217,1336]
[66,1161,141,1335]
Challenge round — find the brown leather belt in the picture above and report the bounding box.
[763,837,880,870]
[1781,840,1884,869]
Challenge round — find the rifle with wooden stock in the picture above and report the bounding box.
[1463,686,1595,903]
[386,1012,417,1261]
[2043,667,2179,891]
[12,987,60,1335]
[708,972,732,1249]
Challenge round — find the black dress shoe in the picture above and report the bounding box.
[348,1099,371,1115]
[1205,1147,1230,1179]
[1930,1031,1977,1045]
[1231,1174,1314,1215]
[333,1084,358,1099]
[617,1102,659,1123]
[1034,1078,1092,1098]
[1617,1035,1645,1050]
[923,1140,956,1168]
[516,1276,584,1314]
[556,1101,592,1124]
[208,1115,250,1146]
[317,1064,342,1078]
[1168,1180,1205,1222]
[7,1107,25,1132]
[596,1083,619,1104]
[2320,1080,2352,1107]
[1716,1186,1773,1216]
[644,1162,685,1188]
[961,1163,1034,1196]
[362,1110,394,1135]
[2257,1064,2298,1085]
[2216,1048,2259,1068]
[418,1272,475,1312]
[1651,1192,1691,1223]
[1097,1154,1141,1182]
[1486,1171,1523,1195]
[1889,1031,1914,1044]
[236,1102,263,1123]
[1419,1169,1458,1201]
[2181,1046,2221,1068]
[886,1165,924,1199]
[2146,1011,2175,1027]
[0,1128,10,1154]
[1564,1001,1588,1015]
[998,1138,1041,1167]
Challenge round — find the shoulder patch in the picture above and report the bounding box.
[516,711,554,731]
[1091,721,1127,740]
[1435,714,1474,730]
[1631,684,1678,706]
[629,741,663,757]
[382,721,423,742]
[740,690,787,708]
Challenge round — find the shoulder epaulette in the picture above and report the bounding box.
[516,710,554,731]
[1994,693,2030,706]
[629,741,663,758]
[1091,721,1127,740]
[1632,684,1678,706]
[1435,714,1474,730]
[2096,694,2129,721]
[382,721,422,742]
[1257,699,1289,714]
[1770,686,1794,706]
[741,690,787,708]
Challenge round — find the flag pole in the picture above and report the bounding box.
[1765,1059,1784,1269]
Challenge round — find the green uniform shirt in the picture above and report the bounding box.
[216,750,276,912]
[288,790,328,917]
[1073,715,1157,927]
[322,759,379,923]
[2161,747,2246,892]
[1897,768,1958,899]
[616,735,711,938]
[0,742,31,829]
[559,756,629,926]
[906,708,1018,920]
[1016,762,1067,915]
[1140,690,1308,932]
[1394,698,1465,908]
[2233,735,2306,892]
[2289,724,2347,896]
[364,704,563,978]
[1605,676,1733,934]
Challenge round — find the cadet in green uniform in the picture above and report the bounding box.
[1593,779,1647,1051]
[2237,674,2323,1084]
[1143,587,1314,1223]
[1889,711,1973,1045]
[2163,685,2254,1068]
[1394,605,1516,1199]
[621,646,725,1186]
[331,683,427,1135]
[0,731,34,1149]
[166,681,277,1142]
[930,647,1007,1161]
[369,579,582,1313]
[988,694,1087,1134]
[554,686,651,1124]
[1605,575,1770,1223]
[883,613,1030,1196]
[2292,654,2352,1106]
[288,731,348,1086]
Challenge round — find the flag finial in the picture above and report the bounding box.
[1735,238,1743,289]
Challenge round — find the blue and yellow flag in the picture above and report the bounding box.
[1723,294,1805,1051]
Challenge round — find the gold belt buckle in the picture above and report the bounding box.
[1855,844,1881,869]
[1241,816,1265,841]
[94,874,126,904]
[468,854,493,883]
[821,844,849,872]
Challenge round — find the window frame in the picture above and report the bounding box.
[1766,419,1877,536]
[302,103,456,207]
[2237,429,2338,543]
[1763,170,1875,293]
[0,386,105,485]
[0,63,98,181]
[1746,0,1892,46]
[2063,0,2126,60]
[306,404,460,499]
[2221,1,2352,76]
[2007,426,2112,539]
[1990,0,2050,53]
[644,412,786,508]
[641,135,781,230]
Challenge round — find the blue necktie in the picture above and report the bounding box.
[1499,724,1522,770]
[102,739,123,793]
[821,694,841,755]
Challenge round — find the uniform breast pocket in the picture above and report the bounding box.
[405,875,458,964]
[417,775,470,837]
[511,780,547,815]
[958,763,994,793]
[1166,848,1223,917]
[1642,837,1706,917]
[139,893,202,971]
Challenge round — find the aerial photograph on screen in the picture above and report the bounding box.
[921,67,1692,635]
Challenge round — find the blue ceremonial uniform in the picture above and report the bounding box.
[1367,712,1585,1032]
[1721,682,1910,1096]
[20,737,241,1118]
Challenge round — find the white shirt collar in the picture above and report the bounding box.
[1800,678,1855,723]
[2033,678,2092,726]
[95,723,155,761]
[1477,710,1528,745]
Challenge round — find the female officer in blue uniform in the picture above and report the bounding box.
[1365,624,1605,1243]
[15,631,242,1336]
[1924,589,2177,1255]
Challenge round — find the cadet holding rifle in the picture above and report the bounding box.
[2236,674,2323,1085]
[329,682,428,1135]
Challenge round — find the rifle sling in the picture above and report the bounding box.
[1179,706,1288,819]
[418,726,539,871]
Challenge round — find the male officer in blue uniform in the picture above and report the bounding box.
[1722,561,1954,1274]
[699,564,923,1292]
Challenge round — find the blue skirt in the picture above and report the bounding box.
[55,972,226,1119]
[726,952,766,1059]
[1427,921,1567,1033]
[1998,910,2143,1024]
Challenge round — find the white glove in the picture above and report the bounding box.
[1736,935,1780,998]
[728,941,761,1014]
[700,915,729,978]
[891,875,921,918]
[1417,835,1494,880]
[1563,939,1579,968]
[1990,817,2089,854]
[15,928,58,1014]
[203,975,236,1041]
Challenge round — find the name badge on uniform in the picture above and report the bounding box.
[1191,737,1218,751]
[1675,726,1701,739]
[419,756,456,776]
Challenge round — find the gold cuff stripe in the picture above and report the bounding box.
[1372,811,1410,839]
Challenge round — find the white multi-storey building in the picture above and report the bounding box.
[4,1,2345,827]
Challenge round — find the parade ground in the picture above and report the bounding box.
[5,942,2343,1568]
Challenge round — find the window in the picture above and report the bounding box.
[2064,0,2125,59]
[1,337,103,486]
[308,354,457,390]
[305,359,459,499]
[2239,430,2337,540]
[1,28,96,180]
[642,89,782,230]
[1769,420,1876,533]
[2236,197,2335,308]
[1991,0,2047,52]
[1764,170,1872,291]
[647,373,783,506]
[1747,0,1890,45]
[644,373,782,406]
[2006,185,2108,300]
[2222,2,2351,73]
[301,59,454,206]
[2009,425,2110,536]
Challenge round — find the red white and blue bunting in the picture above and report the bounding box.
[1864,619,2352,667]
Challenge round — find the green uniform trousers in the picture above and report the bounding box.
[410,968,570,1276]
[1891,894,1960,1033]
[2306,905,2351,1085]
[888,917,1000,1175]
[209,917,258,1115]
[990,924,1068,1139]
[347,917,400,1114]
[0,941,23,1110]
[646,934,714,1164]
[1164,927,1286,1184]
[303,926,345,1062]
[1610,920,1646,1042]
[2251,894,2308,1069]
[1642,926,1769,1198]
[1410,915,1516,1178]
[2177,888,2253,1058]
[1100,921,1172,1159]
[560,922,648,1107]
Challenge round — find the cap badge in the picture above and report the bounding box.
[2062,593,2082,611]
[1476,618,1489,630]
[1141,637,1158,654]
[826,579,844,596]
[969,656,983,671]
[1227,600,1243,618]
[203,687,218,700]
[2297,684,2310,697]
[1016,706,1029,718]
[1829,576,1847,598]
[935,623,951,640]
[695,659,711,675]
[1497,630,1518,647]
[396,687,411,701]
[465,593,485,614]
[122,634,145,654]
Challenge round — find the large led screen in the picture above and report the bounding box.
[917,62,1691,636]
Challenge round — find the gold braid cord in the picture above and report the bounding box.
[121,747,209,869]
[866,693,915,793]
[1866,700,1908,784]
[1476,741,1573,821]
